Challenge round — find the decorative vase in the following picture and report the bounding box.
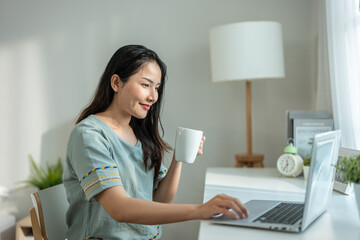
[353,183,360,221]
[303,166,310,181]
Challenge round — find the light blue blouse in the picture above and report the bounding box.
[63,115,167,240]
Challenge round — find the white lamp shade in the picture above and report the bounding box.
[210,21,285,82]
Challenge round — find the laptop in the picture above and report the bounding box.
[211,130,341,233]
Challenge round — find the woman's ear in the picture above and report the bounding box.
[110,74,123,93]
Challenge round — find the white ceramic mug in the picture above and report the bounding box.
[175,127,203,163]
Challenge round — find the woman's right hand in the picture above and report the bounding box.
[196,194,249,220]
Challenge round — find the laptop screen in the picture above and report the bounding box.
[301,130,341,231]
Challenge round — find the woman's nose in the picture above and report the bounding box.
[148,88,157,102]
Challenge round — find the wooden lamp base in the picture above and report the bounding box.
[234,81,264,168]
[234,154,264,168]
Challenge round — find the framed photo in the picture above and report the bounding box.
[333,147,360,195]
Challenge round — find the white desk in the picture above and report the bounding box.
[198,168,360,240]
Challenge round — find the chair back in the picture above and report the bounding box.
[30,184,69,240]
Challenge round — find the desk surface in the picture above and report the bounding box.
[198,168,360,240]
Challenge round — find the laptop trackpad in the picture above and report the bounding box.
[212,200,281,223]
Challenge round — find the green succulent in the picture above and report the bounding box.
[335,154,360,184]
[303,157,311,166]
[19,155,63,190]
[302,138,314,167]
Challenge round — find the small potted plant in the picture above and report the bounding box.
[19,155,63,190]
[303,157,311,180]
[302,138,314,181]
[334,154,360,219]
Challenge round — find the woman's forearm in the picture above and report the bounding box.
[120,198,197,224]
[97,185,249,225]
[153,155,182,203]
[98,185,198,224]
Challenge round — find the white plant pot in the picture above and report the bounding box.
[353,183,360,221]
[303,166,310,181]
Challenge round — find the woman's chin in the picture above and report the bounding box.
[133,113,148,120]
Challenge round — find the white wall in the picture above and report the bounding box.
[0,0,317,239]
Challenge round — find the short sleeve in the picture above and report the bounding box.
[68,127,123,201]
[153,163,167,190]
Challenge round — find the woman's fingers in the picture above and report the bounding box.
[224,209,240,219]
[214,194,249,219]
[219,199,247,219]
[234,198,249,217]
[197,136,206,155]
[199,193,249,220]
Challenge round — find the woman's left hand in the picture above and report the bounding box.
[197,136,206,156]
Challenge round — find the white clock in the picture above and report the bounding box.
[277,139,304,177]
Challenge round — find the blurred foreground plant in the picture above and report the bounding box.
[19,155,63,190]
[335,154,360,184]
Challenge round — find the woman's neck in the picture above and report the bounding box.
[96,109,138,146]
[96,106,131,132]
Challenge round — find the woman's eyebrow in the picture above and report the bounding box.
[142,77,161,86]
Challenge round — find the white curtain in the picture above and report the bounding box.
[317,0,360,149]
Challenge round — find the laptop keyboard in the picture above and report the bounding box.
[253,202,304,225]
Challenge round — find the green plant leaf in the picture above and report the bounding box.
[303,157,311,166]
[18,155,63,190]
[334,154,360,184]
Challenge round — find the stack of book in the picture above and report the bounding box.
[286,110,334,159]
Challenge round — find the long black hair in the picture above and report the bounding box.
[77,45,171,180]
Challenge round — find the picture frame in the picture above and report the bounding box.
[333,147,360,195]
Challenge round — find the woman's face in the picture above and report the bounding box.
[112,61,162,120]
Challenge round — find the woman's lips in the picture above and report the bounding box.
[140,104,150,110]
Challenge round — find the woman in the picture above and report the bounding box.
[63,45,248,240]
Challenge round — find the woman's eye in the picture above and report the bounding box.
[142,83,149,87]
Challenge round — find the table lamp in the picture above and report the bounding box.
[209,21,285,167]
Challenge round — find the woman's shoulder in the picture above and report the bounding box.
[70,115,106,140]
